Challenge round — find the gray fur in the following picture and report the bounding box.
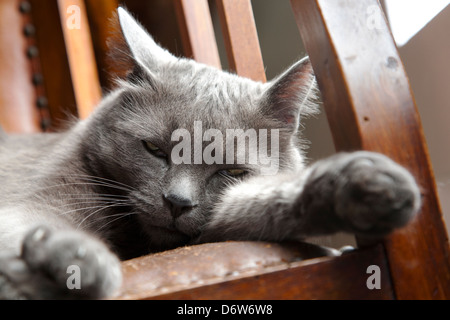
[0,8,420,299]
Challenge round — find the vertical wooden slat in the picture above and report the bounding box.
[173,0,221,69]
[215,0,266,82]
[290,0,450,299]
[57,0,102,119]
[84,0,119,91]
[29,0,77,128]
[0,0,41,133]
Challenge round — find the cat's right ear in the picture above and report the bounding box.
[261,57,318,133]
[116,7,177,79]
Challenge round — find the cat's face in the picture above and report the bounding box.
[81,8,317,251]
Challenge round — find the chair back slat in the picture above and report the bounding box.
[84,0,119,90]
[215,0,266,82]
[27,0,83,128]
[291,0,450,299]
[0,0,41,133]
[174,0,222,69]
[57,0,102,120]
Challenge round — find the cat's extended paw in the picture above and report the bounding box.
[310,151,421,237]
[0,227,122,299]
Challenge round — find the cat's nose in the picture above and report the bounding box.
[163,193,196,219]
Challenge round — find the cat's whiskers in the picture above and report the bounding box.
[89,212,139,234]
[57,202,131,218]
[58,194,131,200]
[74,202,133,230]
[9,173,137,194]
[17,182,133,200]
[64,174,137,191]
[58,191,132,198]
[54,191,133,214]
[218,172,241,188]
[8,172,134,186]
[56,193,131,202]
[52,198,131,210]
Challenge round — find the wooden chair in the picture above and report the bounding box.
[0,0,448,299]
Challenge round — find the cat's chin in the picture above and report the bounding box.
[145,225,191,250]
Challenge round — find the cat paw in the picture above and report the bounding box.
[0,227,122,299]
[310,151,421,237]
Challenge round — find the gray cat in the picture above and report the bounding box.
[0,8,420,299]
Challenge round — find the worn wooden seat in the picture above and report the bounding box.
[0,0,449,299]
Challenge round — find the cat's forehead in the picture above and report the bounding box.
[158,61,267,128]
[164,60,264,104]
[116,60,274,139]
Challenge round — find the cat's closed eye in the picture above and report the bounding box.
[142,141,167,159]
[219,169,247,178]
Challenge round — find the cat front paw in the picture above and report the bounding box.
[0,227,122,299]
[308,151,421,237]
[335,152,421,236]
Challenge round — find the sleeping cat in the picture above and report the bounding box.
[0,8,420,299]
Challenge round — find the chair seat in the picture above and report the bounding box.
[113,241,396,300]
[115,241,340,299]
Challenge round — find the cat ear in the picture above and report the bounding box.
[262,57,317,132]
[117,7,177,74]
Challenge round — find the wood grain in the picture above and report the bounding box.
[215,0,266,82]
[57,0,102,119]
[0,0,41,133]
[290,0,450,299]
[174,0,221,69]
[29,0,78,127]
[116,243,392,300]
[84,0,119,91]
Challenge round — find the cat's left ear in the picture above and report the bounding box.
[262,57,317,132]
[117,7,177,75]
